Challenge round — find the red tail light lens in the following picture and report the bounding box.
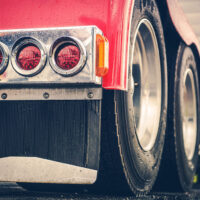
[0,49,3,65]
[55,44,80,70]
[17,45,41,70]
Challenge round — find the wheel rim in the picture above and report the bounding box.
[181,68,197,160]
[130,19,162,151]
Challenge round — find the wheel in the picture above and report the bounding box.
[96,0,167,195]
[176,45,200,191]
[155,42,200,192]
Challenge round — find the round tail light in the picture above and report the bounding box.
[50,37,87,76]
[17,45,41,70]
[11,38,46,76]
[55,44,80,70]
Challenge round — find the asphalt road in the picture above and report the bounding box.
[0,182,200,200]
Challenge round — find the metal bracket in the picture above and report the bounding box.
[0,87,102,101]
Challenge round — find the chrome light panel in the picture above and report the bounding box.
[0,26,102,85]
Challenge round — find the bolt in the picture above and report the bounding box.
[134,82,139,86]
[87,92,94,99]
[1,93,7,100]
[43,92,49,99]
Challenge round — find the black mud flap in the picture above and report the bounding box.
[0,100,101,171]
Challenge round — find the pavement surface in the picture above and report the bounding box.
[0,182,200,200]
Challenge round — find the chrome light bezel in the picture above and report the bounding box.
[49,37,87,77]
[0,42,9,74]
[11,37,47,77]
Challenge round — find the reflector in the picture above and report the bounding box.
[96,34,109,77]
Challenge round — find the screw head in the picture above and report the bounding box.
[1,93,7,100]
[43,92,49,99]
[87,92,94,99]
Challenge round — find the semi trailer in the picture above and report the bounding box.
[0,0,199,195]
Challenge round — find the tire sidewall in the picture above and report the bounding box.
[115,0,167,192]
[174,43,200,190]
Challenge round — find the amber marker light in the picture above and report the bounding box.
[96,34,109,77]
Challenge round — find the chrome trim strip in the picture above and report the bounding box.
[0,157,97,184]
[0,87,102,100]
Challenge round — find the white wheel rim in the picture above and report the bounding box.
[130,19,162,151]
[182,68,197,160]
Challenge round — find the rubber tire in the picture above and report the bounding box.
[155,42,200,192]
[95,0,167,195]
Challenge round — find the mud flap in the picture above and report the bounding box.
[0,100,101,184]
